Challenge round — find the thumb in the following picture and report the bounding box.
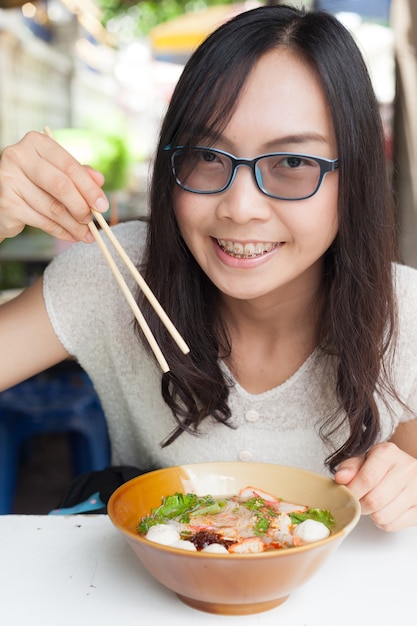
[334,456,365,485]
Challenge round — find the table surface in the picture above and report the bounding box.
[0,514,415,626]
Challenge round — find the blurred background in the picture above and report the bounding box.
[0,0,415,513]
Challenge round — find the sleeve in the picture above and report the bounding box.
[402,374,417,421]
[42,220,146,360]
[387,264,417,425]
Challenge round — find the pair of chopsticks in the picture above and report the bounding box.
[43,127,190,373]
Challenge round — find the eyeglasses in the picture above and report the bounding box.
[165,145,339,201]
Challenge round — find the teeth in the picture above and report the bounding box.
[217,239,278,259]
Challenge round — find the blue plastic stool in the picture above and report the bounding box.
[0,362,111,514]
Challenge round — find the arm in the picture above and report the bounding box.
[0,131,108,387]
[0,131,108,243]
[0,277,70,391]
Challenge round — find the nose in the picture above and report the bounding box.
[215,164,272,224]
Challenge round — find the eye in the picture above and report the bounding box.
[281,155,304,168]
[199,149,221,163]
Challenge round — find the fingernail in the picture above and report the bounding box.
[95,196,109,212]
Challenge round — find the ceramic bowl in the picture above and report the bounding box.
[108,461,360,615]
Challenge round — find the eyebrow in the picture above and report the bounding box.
[262,133,329,150]
[190,130,330,151]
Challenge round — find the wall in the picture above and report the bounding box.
[0,28,72,146]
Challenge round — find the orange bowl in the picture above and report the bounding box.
[108,462,360,615]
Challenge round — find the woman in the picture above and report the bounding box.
[0,5,416,530]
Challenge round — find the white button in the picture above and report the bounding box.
[238,450,253,462]
[245,409,260,422]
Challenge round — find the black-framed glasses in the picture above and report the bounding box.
[165,145,339,201]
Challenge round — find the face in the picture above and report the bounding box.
[173,48,339,306]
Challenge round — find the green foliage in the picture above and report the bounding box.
[96,0,235,35]
[53,128,131,192]
[0,262,28,290]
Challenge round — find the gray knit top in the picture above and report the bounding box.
[43,221,417,476]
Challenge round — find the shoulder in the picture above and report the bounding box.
[393,262,417,295]
[45,219,148,279]
[42,219,148,355]
[388,263,417,412]
[393,263,417,325]
[108,219,148,261]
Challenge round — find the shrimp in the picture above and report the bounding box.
[238,486,279,503]
[228,537,265,554]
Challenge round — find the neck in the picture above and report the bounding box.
[219,271,324,393]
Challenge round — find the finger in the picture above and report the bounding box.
[372,502,417,532]
[2,138,107,241]
[84,166,106,187]
[334,455,365,485]
[341,443,405,515]
[369,484,411,531]
[364,454,417,529]
[38,131,109,210]
[20,201,93,243]
[341,460,387,504]
[4,132,109,220]
[358,465,399,518]
[5,174,94,243]
[27,153,109,221]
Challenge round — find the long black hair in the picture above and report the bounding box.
[137,4,399,471]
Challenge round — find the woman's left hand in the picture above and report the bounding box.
[334,441,417,531]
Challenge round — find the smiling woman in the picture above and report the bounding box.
[1,4,417,532]
[172,47,339,313]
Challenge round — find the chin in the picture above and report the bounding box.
[216,282,274,302]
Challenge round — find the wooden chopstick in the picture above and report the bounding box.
[87,219,170,372]
[91,209,189,355]
[43,127,190,373]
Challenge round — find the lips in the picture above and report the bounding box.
[217,239,279,259]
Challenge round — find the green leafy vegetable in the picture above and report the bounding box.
[189,500,226,517]
[137,492,226,533]
[243,496,268,511]
[289,508,335,531]
[254,515,270,536]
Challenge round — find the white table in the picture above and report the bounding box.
[0,514,414,625]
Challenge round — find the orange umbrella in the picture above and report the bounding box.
[149,2,261,63]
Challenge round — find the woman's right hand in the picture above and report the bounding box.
[0,130,109,243]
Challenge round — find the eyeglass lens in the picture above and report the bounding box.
[172,147,325,200]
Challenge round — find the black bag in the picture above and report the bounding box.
[51,466,147,515]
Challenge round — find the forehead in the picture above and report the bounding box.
[221,48,336,153]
